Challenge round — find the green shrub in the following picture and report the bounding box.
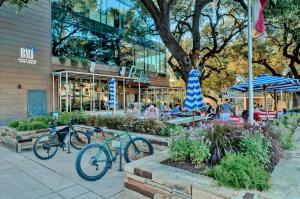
[190,140,210,165]
[279,128,294,150]
[28,121,48,130]
[30,115,52,124]
[70,57,79,66]
[57,111,86,125]
[81,59,90,68]
[207,153,271,191]
[58,56,67,64]
[132,118,165,135]
[9,119,26,128]
[16,122,30,131]
[205,124,243,165]
[170,138,191,162]
[240,132,271,167]
[85,115,97,126]
[159,124,184,137]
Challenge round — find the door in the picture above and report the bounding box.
[28,90,47,117]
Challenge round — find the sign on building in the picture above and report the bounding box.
[18,48,37,64]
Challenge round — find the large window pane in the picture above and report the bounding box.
[135,44,144,70]
[145,48,156,73]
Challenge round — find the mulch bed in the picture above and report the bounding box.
[161,158,207,174]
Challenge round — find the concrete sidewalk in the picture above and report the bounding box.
[0,146,124,199]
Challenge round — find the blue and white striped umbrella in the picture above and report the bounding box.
[185,69,205,111]
[230,74,300,93]
[108,79,117,109]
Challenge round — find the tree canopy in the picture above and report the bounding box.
[138,0,248,83]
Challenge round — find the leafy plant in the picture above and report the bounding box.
[30,115,52,124]
[170,138,191,162]
[190,140,211,165]
[159,124,185,137]
[58,56,67,64]
[28,121,48,130]
[57,111,86,125]
[279,127,294,150]
[205,125,242,166]
[240,131,271,167]
[70,57,79,66]
[81,59,90,68]
[16,122,30,131]
[206,153,271,191]
[9,119,27,128]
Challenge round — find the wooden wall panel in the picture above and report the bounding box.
[0,0,51,125]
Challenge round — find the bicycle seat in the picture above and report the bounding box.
[94,127,102,133]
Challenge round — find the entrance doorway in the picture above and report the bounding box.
[28,90,47,117]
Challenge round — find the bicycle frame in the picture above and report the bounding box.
[93,129,138,170]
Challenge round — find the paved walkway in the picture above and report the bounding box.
[0,146,124,199]
[266,127,300,199]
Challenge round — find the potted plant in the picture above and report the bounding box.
[95,83,101,92]
[81,59,90,69]
[70,57,79,67]
[58,56,67,65]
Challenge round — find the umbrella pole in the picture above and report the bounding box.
[192,111,195,128]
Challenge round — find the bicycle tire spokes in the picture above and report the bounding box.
[80,146,108,176]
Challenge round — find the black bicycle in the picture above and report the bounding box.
[33,119,90,160]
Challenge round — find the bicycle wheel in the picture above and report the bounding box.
[70,130,90,150]
[124,137,153,163]
[33,134,59,160]
[75,143,110,181]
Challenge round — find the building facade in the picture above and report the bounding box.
[0,0,171,124]
[0,0,52,125]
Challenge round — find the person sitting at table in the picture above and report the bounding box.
[144,104,159,118]
[171,104,181,114]
[282,108,287,115]
[163,103,171,112]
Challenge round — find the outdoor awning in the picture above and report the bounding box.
[230,74,300,93]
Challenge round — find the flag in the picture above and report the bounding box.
[253,0,266,35]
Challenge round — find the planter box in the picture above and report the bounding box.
[0,126,48,152]
[123,128,300,199]
[124,150,267,199]
[0,125,169,153]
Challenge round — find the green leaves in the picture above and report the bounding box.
[240,131,271,168]
[207,153,271,191]
[170,138,210,165]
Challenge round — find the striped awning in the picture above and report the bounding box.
[230,74,300,93]
[108,78,117,109]
[185,69,205,111]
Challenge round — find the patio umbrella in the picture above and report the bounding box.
[185,68,205,127]
[230,74,300,119]
[108,78,117,115]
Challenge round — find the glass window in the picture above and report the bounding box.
[106,0,120,27]
[145,48,156,73]
[160,51,166,73]
[135,44,144,71]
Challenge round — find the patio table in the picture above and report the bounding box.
[167,115,211,125]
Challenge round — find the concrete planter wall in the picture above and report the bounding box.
[0,127,48,152]
[123,127,300,199]
[124,150,267,199]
